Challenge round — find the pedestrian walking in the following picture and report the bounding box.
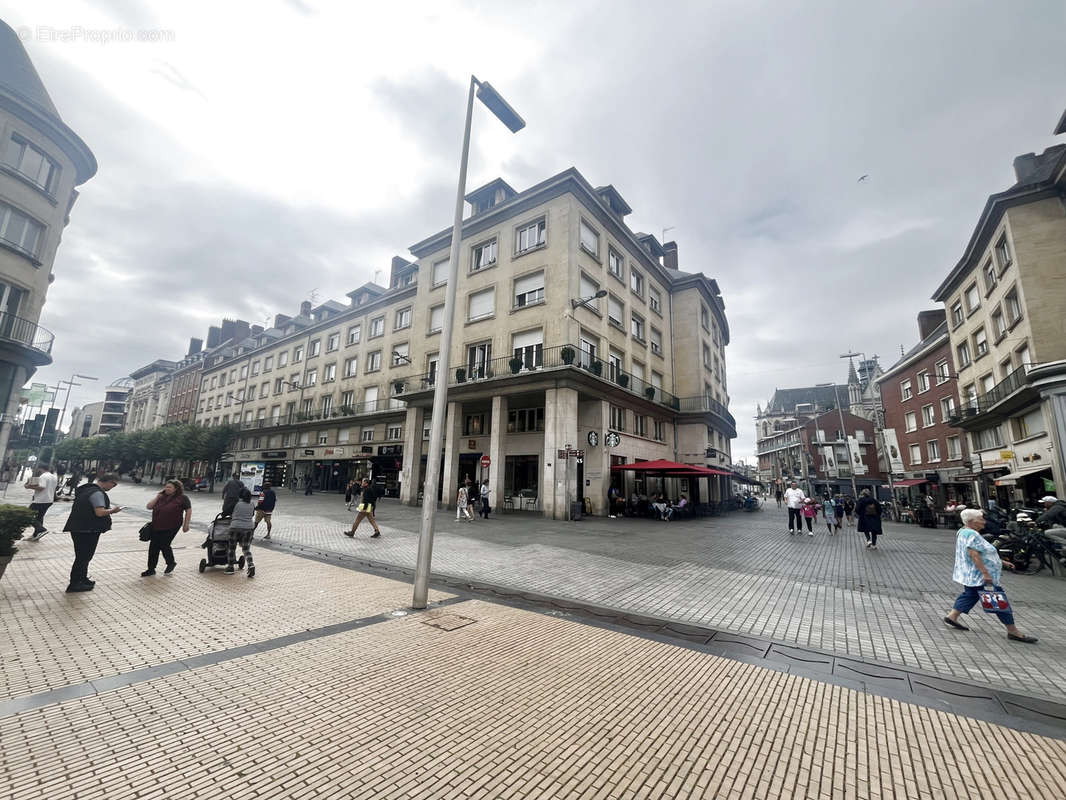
[456,480,473,521]
[842,494,855,528]
[775,486,783,508]
[942,508,1037,643]
[479,478,491,519]
[344,479,357,511]
[253,480,276,540]
[855,489,882,549]
[142,479,192,576]
[344,478,381,538]
[25,463,58,540]
[221,473,243,517]
[303,474,313,496]
[784,481,805,535]
[61,474,123,593]
[801,497,817,536]
[822,496,836,534]
[832,493,844,531]
[226,488,256,577]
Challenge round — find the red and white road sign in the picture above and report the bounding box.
[480,455,491,468]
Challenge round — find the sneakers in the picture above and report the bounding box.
[343,530,354,537]
[225,565,235,574]
[789,530,795,535]
[263,532,271,540]
[31,529,49,541]
[371,531,381,538]
[141,569,156,577]
[247,565,255,578]
[807,531,814,537]
[65,581,94,593]
[164,563,176,574]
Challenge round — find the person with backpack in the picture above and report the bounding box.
[855,489,883,549]
[142,479,192,576]
[253,480,277,540]
[62,474,123,593]
[226,487,256,577]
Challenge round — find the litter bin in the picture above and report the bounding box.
[570,500,583,520]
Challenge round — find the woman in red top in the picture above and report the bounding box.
[143,479,192,576]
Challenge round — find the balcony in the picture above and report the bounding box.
[0,312,54,366]
[954,362,1063,429]
[232,400,401,431]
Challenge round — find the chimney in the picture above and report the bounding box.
[1013,152,1038,183]
[233,320,251,342]
[274,313,291,329]
[206,326,222,349]
[187,337,203,356]
[220,319,236,343]
[663,241,679,270]
[300,301,312,317]
[917,309,947,340]
[251,324,264,335]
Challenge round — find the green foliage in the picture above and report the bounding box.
[0,504,38,557]
[53,424,240,470]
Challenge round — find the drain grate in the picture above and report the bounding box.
[420,613,477,631]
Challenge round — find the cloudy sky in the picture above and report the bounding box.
[6,0,1065,461]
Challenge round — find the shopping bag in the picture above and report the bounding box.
[978,586,1011,614]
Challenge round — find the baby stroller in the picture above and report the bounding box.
[199,514,245,573]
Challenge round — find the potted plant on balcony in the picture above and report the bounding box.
[560,347,576,365]
[393,380,405,394]
[455,367,466,383]
[590,359,603,376]
[509,356,524,375]
[617,373,629,388]
[0,504,36,583]
[645,386,656,400]
[340,405,355,416]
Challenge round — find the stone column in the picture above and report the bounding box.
[488,395,507,512]
[440,401,461,509]
[399,405,425,505]
[587,399,611,516]
[543,387,579,519]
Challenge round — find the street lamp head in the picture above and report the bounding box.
[476,81,525,133]
[76,375,98,381]
[594,289,607,299]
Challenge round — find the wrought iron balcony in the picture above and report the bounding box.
[0,312,54,364]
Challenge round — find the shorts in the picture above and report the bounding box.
[255,510,272,523]
[356,503,375,514]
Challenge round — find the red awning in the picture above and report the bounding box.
[609,460,731,476]
[891,478,928,487]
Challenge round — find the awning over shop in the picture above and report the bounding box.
[891,478,928,488]
[610,460,731,476]
[994,465,1052,486]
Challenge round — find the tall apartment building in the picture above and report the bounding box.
[0,20,96,459]
[196,169,736,517]
[125,359,178,432]
[932,114,1066,504]
[70,379,131,438]
[877,310,972,505]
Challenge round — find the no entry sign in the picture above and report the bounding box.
[480,455,491,468]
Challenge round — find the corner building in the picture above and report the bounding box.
[201,169,736,516]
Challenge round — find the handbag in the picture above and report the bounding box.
[138,522,154,542]
[978,585,1011,614]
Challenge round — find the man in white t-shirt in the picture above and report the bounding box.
[784,481,806,535]
[26,464,58,540]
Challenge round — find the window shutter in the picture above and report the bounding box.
[512,329,543,349]
[608,295,623,321]
[514,271,544,296]
[579,274,597,298]
[433,260,449,284]
[468,288,495,320]
[430,305,444,330]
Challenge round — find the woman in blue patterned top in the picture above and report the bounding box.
[942,508,1037,643]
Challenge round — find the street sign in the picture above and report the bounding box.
[999,450,1016,460]
[480,455,491,468]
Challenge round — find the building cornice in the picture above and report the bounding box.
[0,91,96,184]
[876,331,949,383]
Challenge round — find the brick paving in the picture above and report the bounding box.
[4,492,1066,798]
[68,481,1064,702]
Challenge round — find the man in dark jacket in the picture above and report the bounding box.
[253,481,277,540]
[855,489,883,549]
[62,474,122,592]
[1037,496,1066,528]
[221,473,244,516]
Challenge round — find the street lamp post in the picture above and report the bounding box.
[412,76,525,610]
[57,373,97,440]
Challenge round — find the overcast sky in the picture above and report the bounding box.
[6,0,1065,461]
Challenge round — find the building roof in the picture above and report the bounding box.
[765,384,849,414]
[129,360,178,380]
[877,320,949,382]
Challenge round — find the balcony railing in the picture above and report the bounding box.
[970,363,1033,415]
[0,312,53,359]
[677,395,737,430]
[232,400,399,431]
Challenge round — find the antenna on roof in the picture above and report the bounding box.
[307,288,319,305]
[662,226,675,241]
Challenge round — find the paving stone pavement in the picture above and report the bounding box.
[18,482,1066,703]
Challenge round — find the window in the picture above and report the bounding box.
[386,424,402,441]
[514,271,544,307]
[607,294,623,327]
[432,258,449,286]
[982,261,998,295]
[946,435,962,459]
[369,316,385,337]
[700,305,710,331]
[653,420,665,441]
[251,360,261,376]
[289,372,301,390]
[940,396,956,420]
[1004,289,1021,326]
[631,360,645,384]
[274,377,285,394]
[471,238,497,271]
[703,344,712,369]
[239,365,248,379]
[630,269,644,296]
[1016,343,1032,369]
[634,414,647,437]
[293,346,304,363]
[981,373,995,394]
[1011,409,1045,439]
[964,283,980,313]
[327,333,339,352]
[507,407,545,433]
[464,414,485,436]
[309,340,321,357]
[4,135,60,194]
[512,329,543,369]
[973,327,988,358]
[429,304,444,333]
[956,341,971,368]
[991,307,1005,341]
[260,382,270,398]
[395,307,411,330]
[950,302,964,328]
[900,379,913,401]
[361,427,374,442]
[916,371,929,393]
[609,405,625,431]
[648,286,661,314]
[344,357,358,377]
[1000,357,1014,380]
[650,328,663,356]
[364,386,379,411]
[347,324,361,345]
[278,351,288,368]
[904,411,918,432]
[578,273,600,313]
[321,396,333,416]
[305,369,317,387]
[608,247,623,278]
[366,351,381,372]
[324,363,336,381]
[515,218,546,253]
[338,427,350,443]
[608,349,624,381]
[579,334,597,368]
[468,287,495,321]
[467,342,492,378]
[391,343,409,367]
[964,383,977,410]
[922,404,935,427]
[631,312,645,341]
[264,355,274,371]
[974,425,1003,450]
[909,443,922,465]
[301,398,313,416]
[579,220,599,257]
[994,234,1012,271]
[927,440,941,462]
[340,390,355,409]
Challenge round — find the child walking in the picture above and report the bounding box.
[801,497,818,536]
[227,487,256,577]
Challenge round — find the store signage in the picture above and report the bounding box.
[468,439,477,449]
[999,450,1016,460]
[303,449,315,456]
[261,450,287,459]
[378,445,403,456]
[360,446,374,454]
[605,432,621,448]
[587,431,599,447]
[924,472,940,483]
[557,449,585,459]
[324,447,345,456]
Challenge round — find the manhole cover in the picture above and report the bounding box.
[420,613,477,631]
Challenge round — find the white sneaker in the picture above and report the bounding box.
[807,531,813,537]
[32,530,49,541]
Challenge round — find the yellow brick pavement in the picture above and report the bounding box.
[2,590,1066,799]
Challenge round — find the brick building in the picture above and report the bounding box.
[877,311,972,507]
